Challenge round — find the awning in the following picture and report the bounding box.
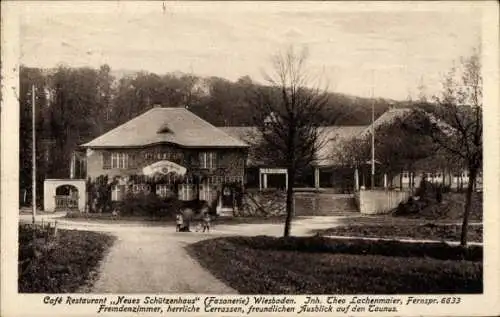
[142,160,187,176]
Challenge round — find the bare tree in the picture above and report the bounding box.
[412,49,482,246]
[249,47,330,237]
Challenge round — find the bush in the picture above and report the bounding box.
[118,193,180,218]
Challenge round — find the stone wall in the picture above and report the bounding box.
[238,190,358,217]
[355,189,411,215]
[239,190,286,216]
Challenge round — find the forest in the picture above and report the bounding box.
[19,64,408,203]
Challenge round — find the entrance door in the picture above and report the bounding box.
[221,186,234,209]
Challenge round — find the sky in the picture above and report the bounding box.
[18,1,482,100]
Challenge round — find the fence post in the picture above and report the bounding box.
[45,221,51,242]
[54,220,58,238]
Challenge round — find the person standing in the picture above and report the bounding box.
[202,212,211,233]
[175,212,183,232]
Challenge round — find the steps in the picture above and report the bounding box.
[294,193,358,216]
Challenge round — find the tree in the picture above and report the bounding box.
[334,115,437,189]
[249,46,330,237]
[411,49,482,246]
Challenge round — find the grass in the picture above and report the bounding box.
[18,224,116,293]
[187,236,482,294]
[314,223,483,243]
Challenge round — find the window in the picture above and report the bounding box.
[199,184,212,201]
[156,184,171,198]
[132,184,151,194]
[179,184,195,201]
[199,152,217,169]
[111,185,122,201]
[108,153,128,169]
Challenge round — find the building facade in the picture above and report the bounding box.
[221,107,481,193]
[78,107,249,213]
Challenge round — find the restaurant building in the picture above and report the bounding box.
[221,107,479,192]
[78,106,249,213]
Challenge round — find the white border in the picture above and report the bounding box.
[1,1,499,316]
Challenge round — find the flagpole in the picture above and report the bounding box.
[32,84,37,224]
[371,70,375,189]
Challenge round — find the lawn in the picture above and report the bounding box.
[18,224,115,293]
[187,236,482,294]
[314,223,483,243]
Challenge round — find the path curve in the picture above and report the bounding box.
[19,213,351,293]
[20,212,477,293]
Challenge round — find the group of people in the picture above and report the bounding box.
[175,203,212,233]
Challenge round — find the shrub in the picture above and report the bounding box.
[118,193,180,218]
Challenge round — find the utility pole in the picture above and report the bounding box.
[32,84,37,224]
[371,70,375,189]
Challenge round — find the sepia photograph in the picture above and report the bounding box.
[1,1,499,316]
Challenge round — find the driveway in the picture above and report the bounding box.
[19,212,475,293]
[18,213,353,293]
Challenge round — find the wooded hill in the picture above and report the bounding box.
[19,64,412,200]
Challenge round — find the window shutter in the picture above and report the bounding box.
[103,152,111,169]
[217,152,224,168]
[198,152,205,168]
[190,153,199,167]
[128,153,135,168]
[125,153,130,169]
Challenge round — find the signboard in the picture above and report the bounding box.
[261,168,287,174]
[142,160,187,176]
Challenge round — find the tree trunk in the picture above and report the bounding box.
[283,168,295,237]
[460,167,477,247]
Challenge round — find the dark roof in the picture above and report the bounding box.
[82,107,249,148]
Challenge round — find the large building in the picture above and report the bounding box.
[78,106,249,213]
[221,107,479,192]
[74,106,478,210]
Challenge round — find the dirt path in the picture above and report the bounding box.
[19,214,351,293]
[18,212,481,293]
[90,228,236,293]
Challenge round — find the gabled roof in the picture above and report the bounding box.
[82,107,248,148]
[360,107,413,137]
[315,126,368,166]
[220,125,368,167]
[360,107,455,137]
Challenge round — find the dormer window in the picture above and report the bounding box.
[157,124,173,134]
